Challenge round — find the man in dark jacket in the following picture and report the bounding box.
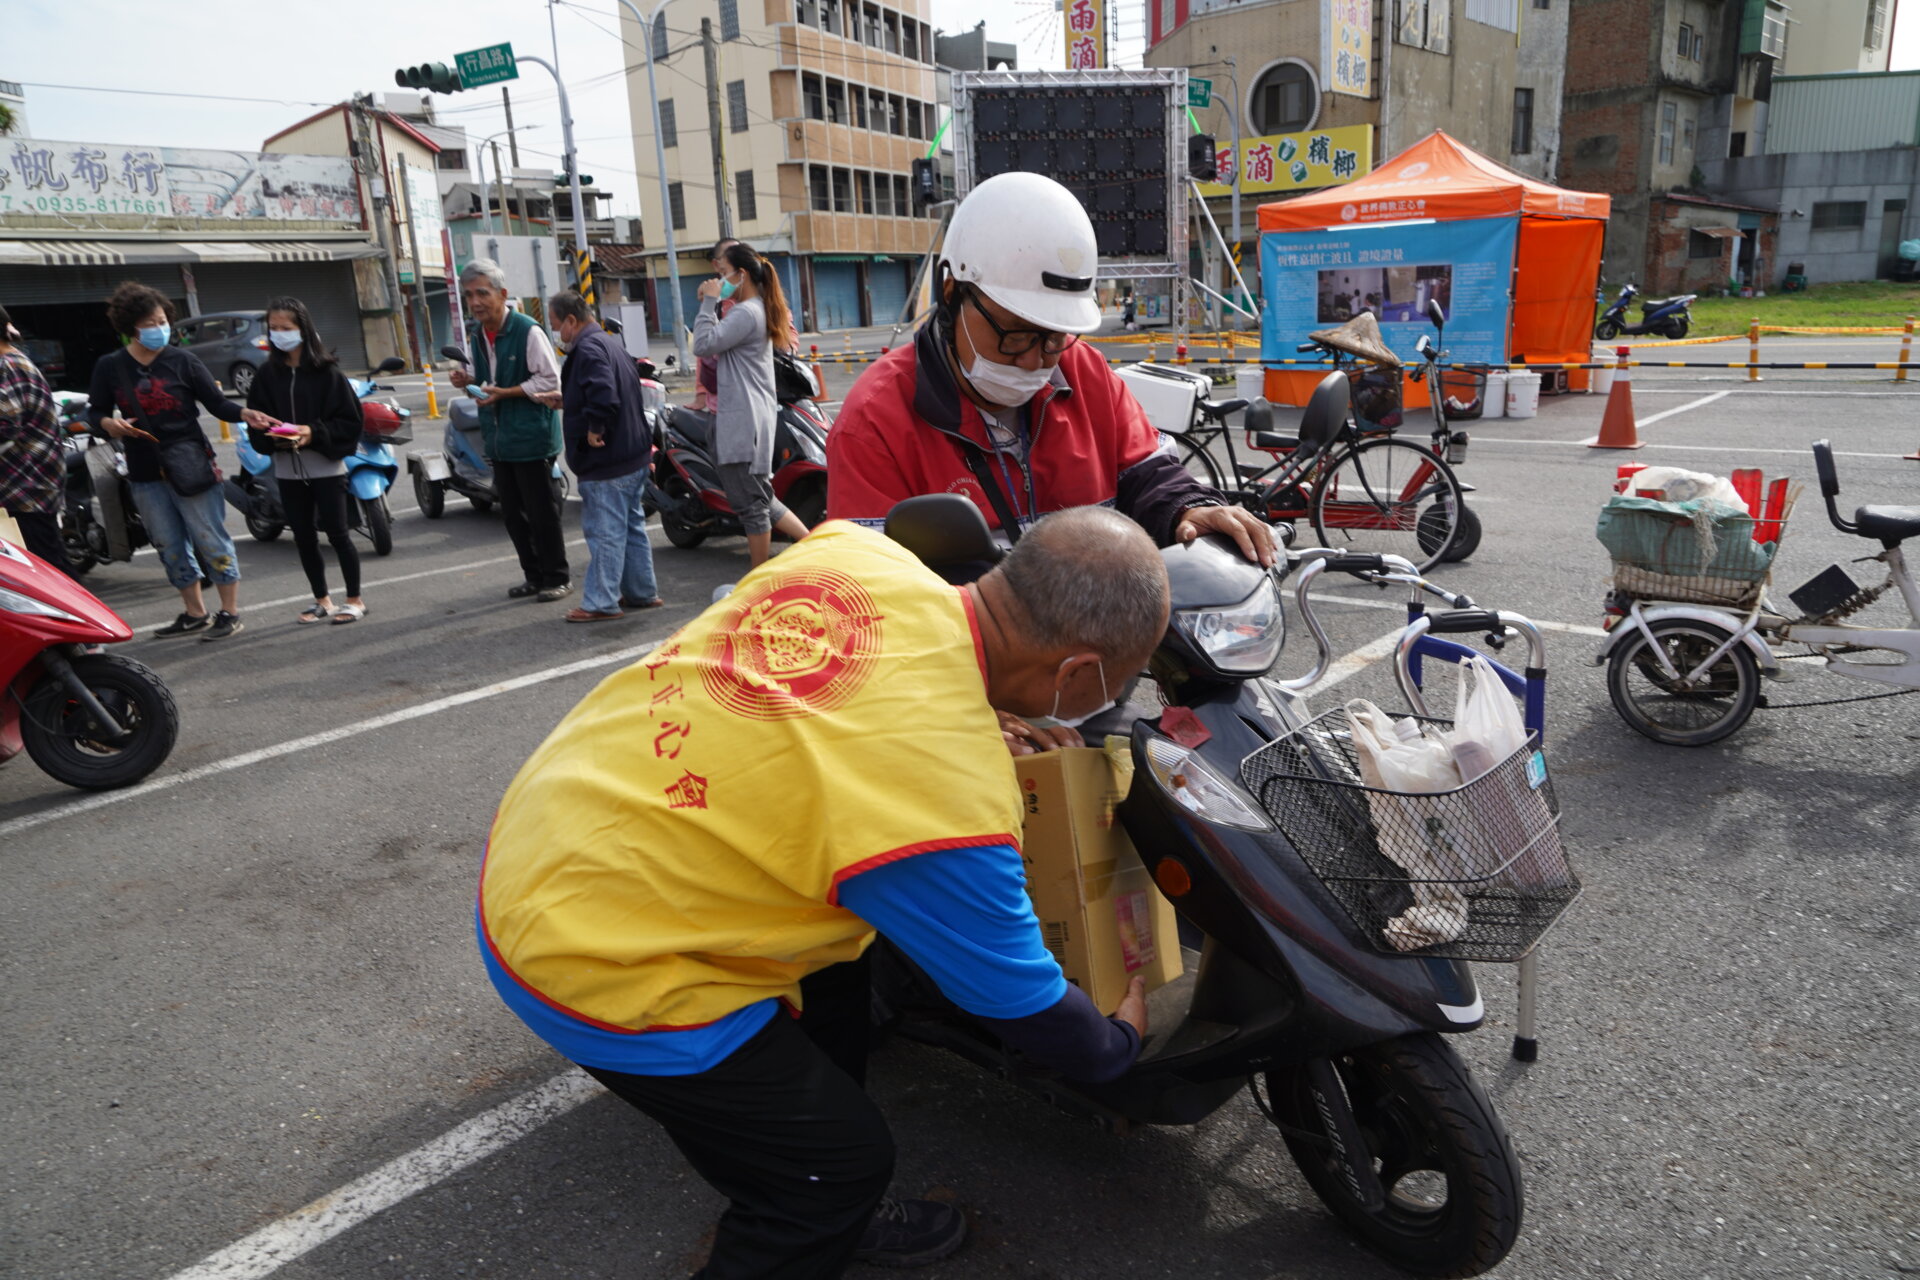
[538,291,662,622]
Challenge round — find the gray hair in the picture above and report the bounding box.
[548,290,591,324]
[459,259,509,293]
[998,507,1169,659]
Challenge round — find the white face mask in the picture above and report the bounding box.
[1047,658,1116,728]
[963,354,1053,407]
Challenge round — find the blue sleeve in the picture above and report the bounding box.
[839,844,1066,1019]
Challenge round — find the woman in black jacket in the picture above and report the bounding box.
[244,296,369,623]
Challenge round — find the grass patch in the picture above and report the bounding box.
[1598,281,1920,338]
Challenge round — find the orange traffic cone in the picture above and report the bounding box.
[1590,346,1644,450]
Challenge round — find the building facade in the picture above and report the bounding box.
[619,0,943,333]
[1779,0,1897,75]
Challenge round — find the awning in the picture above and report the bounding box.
[0,239,381,267]
[1689,226,1743,240]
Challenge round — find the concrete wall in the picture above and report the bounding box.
[1779,0,1888,75]
[1702,148,1920,283]
[1512,0,1568,181]
[1386,2,1520,163]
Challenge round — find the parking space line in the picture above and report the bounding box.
[1577,390,1728,445]
[1471,436,1910,461]
[1307,588,1608,637]
[162,1072,605,1280]
[0,641,658,840]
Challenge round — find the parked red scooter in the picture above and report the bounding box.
[0,536,178,790]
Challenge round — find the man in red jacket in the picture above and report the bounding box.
[826,171,1274,569]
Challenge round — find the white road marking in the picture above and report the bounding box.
[1306,588,1608,637]
[1577,389,1729,444]
[1308,628,1407,691]
[161,1072,606,1280]
[1471,436,1911,461]
[1628,388,1920,396]
[0,641,658,840]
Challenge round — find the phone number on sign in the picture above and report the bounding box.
[0,194,168,215]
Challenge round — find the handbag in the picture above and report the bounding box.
[117,354,221,497]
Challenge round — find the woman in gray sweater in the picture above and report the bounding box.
[691,244,810,568]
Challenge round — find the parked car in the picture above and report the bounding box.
[18,337,69,388]
[173,311,271,396]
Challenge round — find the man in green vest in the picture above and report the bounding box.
[451,259,573,601]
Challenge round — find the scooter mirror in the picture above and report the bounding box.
[1425,298,1446,328]
[1415,335,1434,358]
[885,494,1003,577]
[439,345,470,365]
[373,357,407,375]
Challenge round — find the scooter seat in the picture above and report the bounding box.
[670,406,714,451]
[1855,504,1920,544]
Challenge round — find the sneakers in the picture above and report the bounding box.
[507,582,542,599]
[153,611,211,638]
[535,582,573,603]
[853,1197,967,1268]
[199,611,244,642]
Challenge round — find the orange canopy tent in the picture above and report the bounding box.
[1256,131,1610,405]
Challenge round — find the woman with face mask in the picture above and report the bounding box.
[243,296,370,624]
[87,281,271,640]
[690,244,811,569]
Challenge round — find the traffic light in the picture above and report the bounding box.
[1187,133,1217,182]
[395,63,464,94]
[911,157,936,212]
[555,171,595,187]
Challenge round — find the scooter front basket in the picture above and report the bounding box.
[1240,709,1580,963]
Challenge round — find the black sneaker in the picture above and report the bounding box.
[853,1197,966,1268]
[153,612,211,638]
[535,582,573,603]
[507,582,542,599]
[199,611,244,642]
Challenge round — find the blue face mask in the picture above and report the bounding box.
[137,324,170,351]
[719,275,738,300]
[268,328,303,352]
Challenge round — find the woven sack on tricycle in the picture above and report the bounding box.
[1596,494,1778,606]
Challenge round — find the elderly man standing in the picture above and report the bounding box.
[450,259,571,602]
[535,290,663,622]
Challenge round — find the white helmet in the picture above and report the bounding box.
[942,172,1102,335]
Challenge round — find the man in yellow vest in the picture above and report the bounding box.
[480,507,1168,1277]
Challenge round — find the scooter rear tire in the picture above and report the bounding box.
[245,512,284,542]
[20,653,180,791]
[1264,1033,1522,1278]
[1594,319,1620,341]
[414,472,445,520]
[362,495,393,556]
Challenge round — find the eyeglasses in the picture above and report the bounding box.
[966,289,1078,358]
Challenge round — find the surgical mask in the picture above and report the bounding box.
[1047,658,1116,728]
[963,354,1052,407]
[268,328,303,352]
[719,275,738,299]
[137,324,170,350]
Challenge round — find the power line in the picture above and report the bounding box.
[15,81,335,108]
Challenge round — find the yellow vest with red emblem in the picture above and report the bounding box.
[480,521,1023,1033]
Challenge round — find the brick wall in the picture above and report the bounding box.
[1562,0,1664,284]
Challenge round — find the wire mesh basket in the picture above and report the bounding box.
[1240,709,1580,962]
[1598,489,1796,608]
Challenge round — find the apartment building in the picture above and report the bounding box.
[620,0,942,333]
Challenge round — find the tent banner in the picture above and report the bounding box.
[1262,215,1518,366]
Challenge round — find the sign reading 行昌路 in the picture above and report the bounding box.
[456,43,518,89]
[1187,78,1212,108]
[1196,124,1372,197]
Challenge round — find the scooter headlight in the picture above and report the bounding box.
[1172,576,1284,676]
[0,585,83,623]
[1143,736,1272,831]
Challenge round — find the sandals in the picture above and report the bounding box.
[331,602,367,624]
[297,604,333,624]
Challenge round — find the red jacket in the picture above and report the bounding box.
[826,324,1217,542]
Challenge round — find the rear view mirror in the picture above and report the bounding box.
[1415,335,1434,358]
[374,357,407,375]
[1299,372,1351,451]
[439,345,470,365]
[885,494,1003,580]
[1425,298,1446,328]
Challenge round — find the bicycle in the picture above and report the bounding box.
[1595,441,1920,745]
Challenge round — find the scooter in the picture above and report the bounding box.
[0,534,179,790]
[1593,283,1696,341]
[411,346,568,519]
[53,391,155,576]
[223,358,409,556]
[647,350,830,549]
[874,372,1577,1277]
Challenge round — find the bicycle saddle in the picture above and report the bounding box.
[1854,505,1920,546]
[1197,397,1248,421]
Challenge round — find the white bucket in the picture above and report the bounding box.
[1232,366,1267,427]
[1505,370,1542,419]
[1482,370,1508,419]
[1590,364,1616,397]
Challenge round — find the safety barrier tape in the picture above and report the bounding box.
[1757,324,1907,334]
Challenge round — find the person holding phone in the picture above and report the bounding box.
[87,281,271,640]
[244,296,370,624]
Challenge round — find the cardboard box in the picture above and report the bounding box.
[1014,744,1183,1013]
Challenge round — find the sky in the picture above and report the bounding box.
[4,0,1910,220]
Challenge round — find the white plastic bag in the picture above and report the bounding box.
[1446,654,1528,784]
[1343,699,1468,951]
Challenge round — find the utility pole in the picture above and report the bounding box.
[515,55,591,278]
[351,96,411,366]
[502,87,522,168]
[702,17,733,239]
[608,0,692,369]
[489,139,511,236]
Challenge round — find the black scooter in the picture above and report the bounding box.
[877,373,1573,1277]
[53,391,153,576]
[647,350,831,549]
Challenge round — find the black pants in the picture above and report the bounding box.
[495,458,570,589]
[582,957,886,1280]
[279,475,361,599]
[13,509,77,578]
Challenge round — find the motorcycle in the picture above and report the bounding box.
[0,534,179,790]
[647,349,830,549]
[53,391,155,576]
[1593,283,1696,341]
[873,372,1578,1277]
[223,357,410,556]
[410,346,568,519]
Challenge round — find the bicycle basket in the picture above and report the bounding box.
[1597,491,1792,607]
[1240,709,1580,962]
[1348,366,1403,433]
